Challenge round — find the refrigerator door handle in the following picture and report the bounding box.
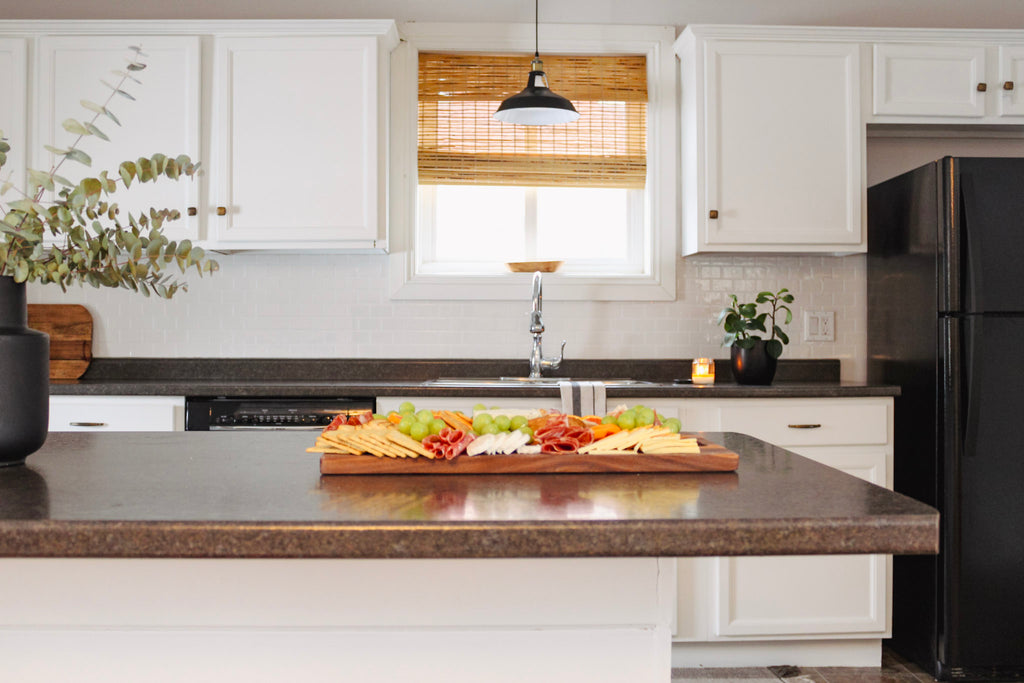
[958,174,984,314]
[961,317,981,457]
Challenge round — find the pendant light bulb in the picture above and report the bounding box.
[494,1,580,125]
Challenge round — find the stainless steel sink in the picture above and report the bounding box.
[423,377,654,387]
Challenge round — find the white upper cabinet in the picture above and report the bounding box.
[997,46,1024,116]
[677,27,865,255]
[208,33,392,251]
[0,38,27,193]
[873,43,987,117]
[34,36,201,243]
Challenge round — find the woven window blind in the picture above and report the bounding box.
[418,52,647,189]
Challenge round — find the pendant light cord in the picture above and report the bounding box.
[534,0,539,59]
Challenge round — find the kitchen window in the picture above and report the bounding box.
[389,24,677,301]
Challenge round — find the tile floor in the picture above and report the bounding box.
[671,648,939,683]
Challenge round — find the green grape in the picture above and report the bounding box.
[636,407,656,427]
[601,414,617,424]
[494,415,512,432]
[398,416,415,435]
[473,403,487,413]
[663,418,682,433]
[633,404,646,413]
[481,423,501,435]
[509,415,528,430]
[617,413,637,431]
[372,413,386,421]
[409,422,430,441]
[657,413,666,423]
[429,418,447,435]
[415,409,434,424]
[472,414,494,432]
[398,401,415,414]
[490,405,500,409]
[517,425,534,440]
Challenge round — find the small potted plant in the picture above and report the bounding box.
[717,288,794,385]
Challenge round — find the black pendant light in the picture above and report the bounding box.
[493,0,580,125]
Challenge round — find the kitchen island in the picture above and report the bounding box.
[0,432,936,682]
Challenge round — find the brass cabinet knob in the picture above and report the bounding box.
[1005,81,1015,91]
[69,422,107,428]
[216,206,227,216]
[708,210,719,219]
[787,423,822,429]
[977,82,988,92]
[187,207,197,216]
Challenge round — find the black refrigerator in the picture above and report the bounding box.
[868,157,1024,681]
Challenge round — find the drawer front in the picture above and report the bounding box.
[716,399,890,447]
[49,396,185,432]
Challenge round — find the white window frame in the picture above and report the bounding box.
[388,22,677,301]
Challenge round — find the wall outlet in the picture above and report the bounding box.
[803,311,835,342]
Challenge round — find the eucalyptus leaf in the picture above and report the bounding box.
[112,69,142,84]
[84,122,110,141]
[62,118,91,136]
[80,99,105,115]
[27,169,55,193]
[102,107,121,126]
[65,148,92,167]
[44,144,70,157]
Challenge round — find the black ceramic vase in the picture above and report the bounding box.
[0,276,49,466]
[730,341,777,386]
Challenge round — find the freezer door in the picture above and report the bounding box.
[955,158,1024,313]
[941,315,1024,672]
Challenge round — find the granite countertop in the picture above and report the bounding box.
[0,431,937,560]
[49,358,901,399]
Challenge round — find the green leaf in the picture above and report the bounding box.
[84,122,110,141]
[112,69,143,84]
[774,327,790,345]
[119,160,137,188]
[765,339,784,359]
[28,169,55,193]
[102,107,121,126]
[126,62,146,72]
[53,174,75,187]
[65,148,92,166]
[62,118,91,136]
[0,140,10,153]
[80,99,105,115]
[44,144,70,157]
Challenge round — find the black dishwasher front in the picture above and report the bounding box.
[185,397,375,431]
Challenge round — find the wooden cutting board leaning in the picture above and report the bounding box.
[27,304,93,380]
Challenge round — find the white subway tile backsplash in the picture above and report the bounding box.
[26,252,867,381]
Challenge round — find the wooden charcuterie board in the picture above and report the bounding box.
[27,304,93,380]
[319,434,738,475]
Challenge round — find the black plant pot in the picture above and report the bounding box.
[0,276,49,466]
[730,341,778,386]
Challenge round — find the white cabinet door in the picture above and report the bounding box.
[674,397,893,640]
[873,43,987,117]
[34,36,201,243]
[209,35,386,250]
[714,447,889,638]
[998,45,1024,116]
[49,396,185,431]
[0,38,27,193]
[680,32,863,254]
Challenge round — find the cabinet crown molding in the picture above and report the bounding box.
[0,19,398,47]
[681,24,1024,45]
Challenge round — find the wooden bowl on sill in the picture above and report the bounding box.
[505,260,563,273]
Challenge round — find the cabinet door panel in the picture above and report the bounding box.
[873,43,986,117]
[49,396,185,432]
[998,46,1024,117]
[703,39,861,248]
[212,36,380,246]
[34,37,200,242]
[714,448,888,638]
[0,39,27,192]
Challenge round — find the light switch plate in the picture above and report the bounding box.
[804,311,835,342]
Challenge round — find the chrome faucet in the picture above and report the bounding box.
[528,271,566,379]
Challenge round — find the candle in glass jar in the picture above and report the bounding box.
[691,358,715,385]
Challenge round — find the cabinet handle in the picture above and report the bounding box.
[708,210,719,219]
[216,206,227,216]
[69,422,107,428]
[1005,81,1015,91]
[187,207,197,216]
[787,423,821,429]
[977,82,988,92]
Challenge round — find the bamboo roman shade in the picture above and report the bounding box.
[418,53,647,188]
